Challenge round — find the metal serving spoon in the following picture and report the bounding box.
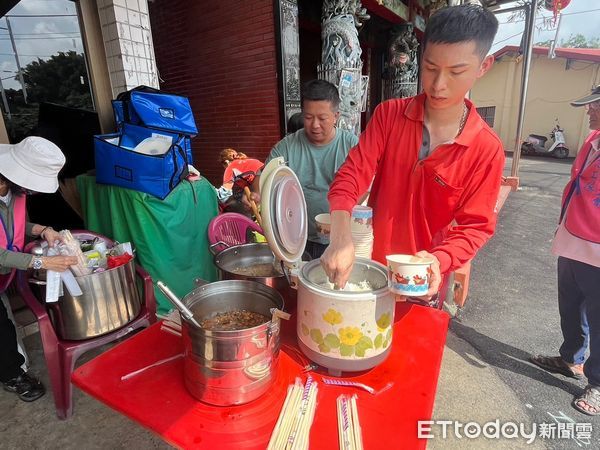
[157,281,202,328]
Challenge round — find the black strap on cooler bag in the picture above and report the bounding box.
[116,85,161,124]
[168,141,190,191]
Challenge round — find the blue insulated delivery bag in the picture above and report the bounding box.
[94,123,190,199]
[95,86,198,198]
[112,85,198,137]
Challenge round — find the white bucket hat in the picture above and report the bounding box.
[0,136,65,193]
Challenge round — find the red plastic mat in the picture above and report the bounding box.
[72,302,449,449]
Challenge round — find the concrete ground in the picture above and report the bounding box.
[0,334,169,450]
[1,155,597,449]
[431,155,599,449]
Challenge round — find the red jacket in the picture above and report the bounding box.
[328,94,505,274]
[560,130,600,243]
[222,158,264,189]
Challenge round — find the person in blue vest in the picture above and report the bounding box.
[0,137,77,402]
[530,86,600,416]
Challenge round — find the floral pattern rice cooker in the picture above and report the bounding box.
[260,158,395,375]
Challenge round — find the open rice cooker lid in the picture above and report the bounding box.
[260,157,307,264]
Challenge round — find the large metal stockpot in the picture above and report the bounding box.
[180,279,284,406]
[41,259,142,340]
[296,258,395,376]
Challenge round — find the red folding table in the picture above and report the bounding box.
[72,302,449,449]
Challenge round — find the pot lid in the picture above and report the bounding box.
[260,157,307,264]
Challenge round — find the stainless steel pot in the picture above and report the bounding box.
[212,243,291,297]
[180,279,284,406]
[43,259,142,340]
[295,257,395,376]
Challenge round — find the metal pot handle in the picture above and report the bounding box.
[194,278,209,287]
[209,241,229,255]
[266,319,282,351]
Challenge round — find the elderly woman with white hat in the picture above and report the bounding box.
[0,136,77,402]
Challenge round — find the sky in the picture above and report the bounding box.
[0,0,80,90]
[0,0,598,91]
[490,0,600,55]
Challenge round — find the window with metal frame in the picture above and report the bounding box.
[476,106,496,128]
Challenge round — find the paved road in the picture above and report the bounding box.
[452,155,598,448]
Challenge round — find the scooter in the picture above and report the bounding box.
[521,121,569,159]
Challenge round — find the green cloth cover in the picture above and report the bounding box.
[77,175,218,315]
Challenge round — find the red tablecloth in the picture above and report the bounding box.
[72,302,449,449]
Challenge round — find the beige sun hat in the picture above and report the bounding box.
[0,136,65,193]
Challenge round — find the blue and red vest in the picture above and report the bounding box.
[560,130,600,244]
[0,194,26,292]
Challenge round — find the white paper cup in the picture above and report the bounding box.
[351,206,373,234]
[386,254,433,296]
[315,213,331,243]
[352,205,373,219]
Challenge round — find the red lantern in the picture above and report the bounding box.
[544,0,571,21]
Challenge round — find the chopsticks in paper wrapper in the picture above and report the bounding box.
[121,353,184,381]
[337,394,363,450]
[268,376,318,450]
[59,230,92,277]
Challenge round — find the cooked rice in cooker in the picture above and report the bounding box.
[322,280,372,292]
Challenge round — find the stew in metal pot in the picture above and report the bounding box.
[200,310,269,331]
[230,263,282,278]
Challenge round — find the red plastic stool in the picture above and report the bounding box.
[16,230,157,419]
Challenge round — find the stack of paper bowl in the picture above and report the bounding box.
[351,206,373,258]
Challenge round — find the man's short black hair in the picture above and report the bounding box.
[287,112,304,133]
[301,79,341,111]
[424,4,499,59]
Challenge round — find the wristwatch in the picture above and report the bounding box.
[32,257,43,270]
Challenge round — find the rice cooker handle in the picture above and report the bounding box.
[280,261,303,290]
[280,261,298,290]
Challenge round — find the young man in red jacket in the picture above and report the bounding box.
[531,86,600,415]
[322,4,504,303]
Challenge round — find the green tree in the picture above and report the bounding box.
[2,51,93,142]
[536,34,600,49]
[21,50,92,109]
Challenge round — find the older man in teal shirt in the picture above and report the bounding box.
[256,80,358,258]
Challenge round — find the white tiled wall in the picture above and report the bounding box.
[96,0,159,97]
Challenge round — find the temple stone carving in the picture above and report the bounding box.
[318,1,369,135]
[277,0,301,133]
[384,23,419,99]
[322,0,370,26]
